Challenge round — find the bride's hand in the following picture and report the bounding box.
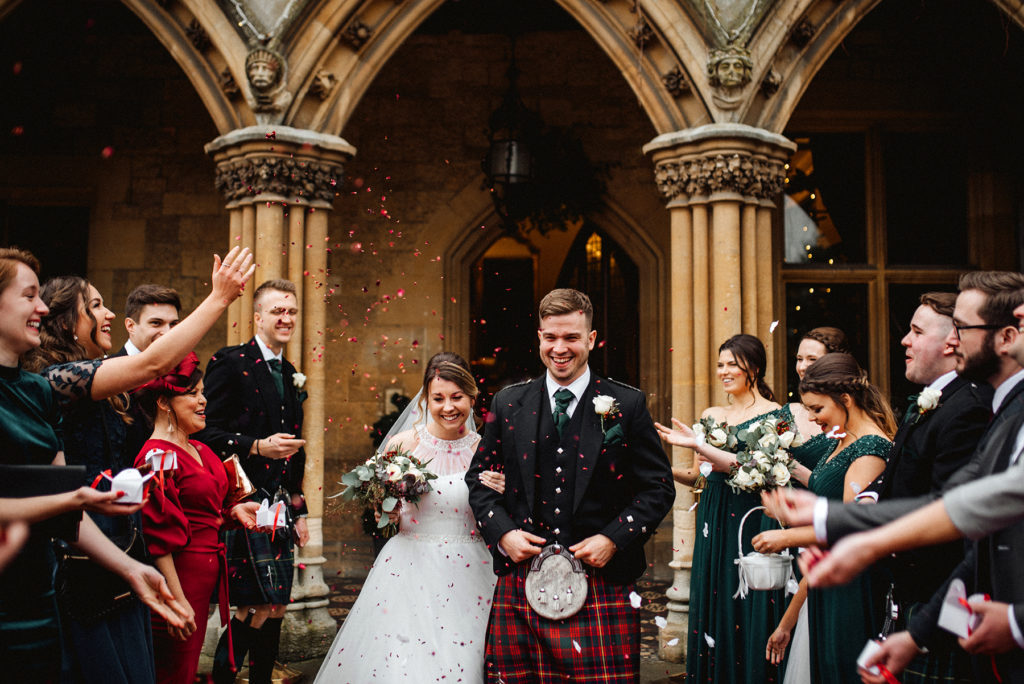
[654,418,700,450]
[374,503,401,525]
[479,470,506,494]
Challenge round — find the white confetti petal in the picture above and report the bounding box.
[655,616,668,629]
[705,633,716,648]
[629,591,642,609]
[769,320,780,334]
[668,638,679,646]
[703,522,709,538]
[688,500,699,512]
[825,425,847,439]
[572,639,582,653]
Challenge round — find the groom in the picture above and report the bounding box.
[467,288,675,682]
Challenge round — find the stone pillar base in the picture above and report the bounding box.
[280,600,337,662]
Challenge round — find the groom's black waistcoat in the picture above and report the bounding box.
[532,392,584,547]
[467,372,676,585]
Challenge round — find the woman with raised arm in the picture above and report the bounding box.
[655,334,782,684]
[753,353,896,684]
[20,246,253,683]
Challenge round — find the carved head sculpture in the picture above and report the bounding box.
[707,46,753,89]
[245,48,283,92]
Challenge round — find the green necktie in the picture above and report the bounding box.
[903,394,919,425]
[553,388,574,437]
[267,357,284,397]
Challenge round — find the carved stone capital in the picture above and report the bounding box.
[206,126,357,207]
[643,124,795,202]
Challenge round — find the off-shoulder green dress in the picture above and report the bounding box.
[743,404,837,683]
[807,434,891,684]
[686,409,779,684]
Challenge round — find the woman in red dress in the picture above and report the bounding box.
[133,353,261,683]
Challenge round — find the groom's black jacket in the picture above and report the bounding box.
[466,372,675,585]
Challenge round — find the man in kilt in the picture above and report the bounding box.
[197,279,309,684]
[467,288,675,682]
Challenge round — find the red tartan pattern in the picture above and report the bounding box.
[485,564,641,683]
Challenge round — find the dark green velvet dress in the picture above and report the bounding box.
[686,410,778,684]
[807,434,891,684]
[0,363,66,682]
[744,404,837,683]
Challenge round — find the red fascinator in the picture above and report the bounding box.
[136,351,201,394]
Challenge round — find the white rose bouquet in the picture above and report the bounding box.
[726,417,799,494]
[336,445,438,538]
[692,416,739,451]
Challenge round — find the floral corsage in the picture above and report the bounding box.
[907,387,941,425]
[593,395,624,446]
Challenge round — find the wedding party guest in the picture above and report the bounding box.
[467,288,675,682]
[755,353,894,684]
[22,247,253,684]
[762,327,847,684]
[656,333,782,684]
[116,284,182,460]
[316,352,498,682]
[199,279,309,684]
[766,272,1024,682]
[0,247,199,682]
[132,353,261,683]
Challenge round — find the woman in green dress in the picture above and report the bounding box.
[656,334,781,684]
[754,327,848,683]
[754,353,896,683]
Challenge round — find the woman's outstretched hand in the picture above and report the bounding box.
[210,246,255,306]
[654,418,699,450]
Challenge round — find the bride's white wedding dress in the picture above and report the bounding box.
[315,425,496,683]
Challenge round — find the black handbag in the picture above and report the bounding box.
[54,412,148,623]
[55,520,147,623]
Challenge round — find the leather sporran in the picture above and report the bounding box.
[223,454,256,505]
[55,520,146,623]
[524,544,588,620]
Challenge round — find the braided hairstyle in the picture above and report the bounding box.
[720,334,775,403]
[801,327,849,355]
[799,353,897,438]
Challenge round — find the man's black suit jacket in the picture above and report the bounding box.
[466,372,675,585]
[112,346,154,464]
[195,338,305,501]
[863,376,992,603]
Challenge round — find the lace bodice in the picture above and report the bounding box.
[396,425,481,542]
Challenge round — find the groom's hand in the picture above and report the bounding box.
[570,534,616,568]
[500,529,546,563]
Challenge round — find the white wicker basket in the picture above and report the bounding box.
[733,505,795,599]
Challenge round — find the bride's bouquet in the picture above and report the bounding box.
[726,416,804,494]
[337,446,438,538]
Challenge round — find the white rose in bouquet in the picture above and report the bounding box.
[777,430,795,450]
[403,466,423,484]
[750,469,766,487]
[758,433,778,451]
[708,428,729,448]
[918,387,941,411]
[385,463,403,482]
[733,468,754,488]
[692,422,708,447]
[771,462,791,487]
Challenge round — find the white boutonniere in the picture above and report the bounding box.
[292,372,306,390]
[917,387,941,413]
[593,395,623,445]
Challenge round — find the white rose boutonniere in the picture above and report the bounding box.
[593,395,623,446]
[292,372,307,389]
[593,395,617,415]
[917,387,941,412]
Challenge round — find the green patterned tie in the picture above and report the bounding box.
[553,388,574,437]
[267,357,285,397]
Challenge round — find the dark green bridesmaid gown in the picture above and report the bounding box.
[743,403,837,683]
[807,434,891,684]
[686,410,778,684]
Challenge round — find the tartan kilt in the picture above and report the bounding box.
[901,602,973,684]
[223,527,294,606]
[485,563,640,683]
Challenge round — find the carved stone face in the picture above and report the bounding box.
[716,57,747,88]
[248,60,278,90]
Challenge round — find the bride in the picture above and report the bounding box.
[315,352,503,683]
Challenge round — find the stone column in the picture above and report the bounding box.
[205,125,356,660]
[642,123,794,664]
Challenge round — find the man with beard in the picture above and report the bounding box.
[766,270,1024,683]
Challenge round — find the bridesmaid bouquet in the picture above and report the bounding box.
[692,416,738,451]
[337,446,438,538]
[726,417,803,494]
